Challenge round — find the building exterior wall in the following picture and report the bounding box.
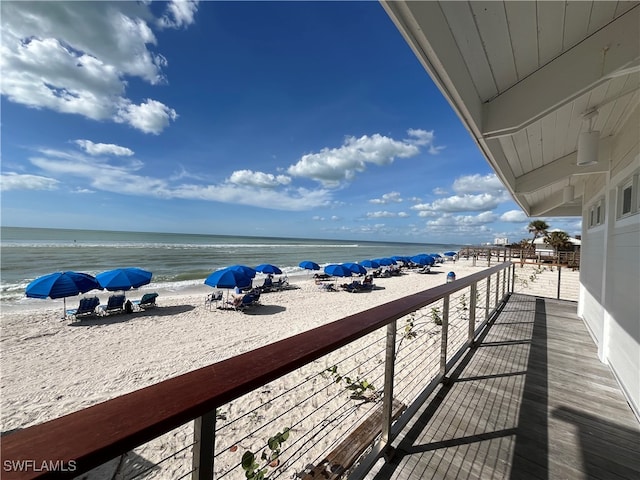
[580,105,640,418]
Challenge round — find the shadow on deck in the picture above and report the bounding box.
[370,294,640,480]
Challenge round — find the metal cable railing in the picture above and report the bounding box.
[2,263,513,480]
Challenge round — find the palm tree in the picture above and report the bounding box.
[527,220,549,257]
[544,231,573,261]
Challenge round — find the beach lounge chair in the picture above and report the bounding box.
[205,291,223,310]
[259,275,275,293]
[66,296,100,320]
[226,289,261,311]
[133,292,158,310]
[100,294,126,315]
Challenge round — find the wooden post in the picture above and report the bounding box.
[557,266,562,300]
[192,410,216,480]
[439,295,450,377]
[495,271,500,306]
[381,321,397,446]
[501,267,506,298]
[469,283,477,344]
[511,264,516,292]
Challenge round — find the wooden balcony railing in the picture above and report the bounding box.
[1,263,514,480]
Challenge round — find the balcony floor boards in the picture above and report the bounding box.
[370,294,640,480]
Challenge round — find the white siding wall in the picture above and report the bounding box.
[580,105,640,418]
[579,225,605,342]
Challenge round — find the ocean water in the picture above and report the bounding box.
[0,227,462,308]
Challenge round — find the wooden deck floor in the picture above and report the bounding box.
[370,294,640,480]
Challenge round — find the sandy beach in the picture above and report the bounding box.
[1,259,577,479]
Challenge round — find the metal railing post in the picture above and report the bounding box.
[511,264,516,293]
[557,265,562,300]
[469,283,477,344]
[501,267,506,299]
[381,320,397,446]
[439,295,450,377]
[192,411,216,480]
[485,276,491,321]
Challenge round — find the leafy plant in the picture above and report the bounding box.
[457,294,468,318]
[431,306,442,326]
[403,315,417,339]
[241,428,290,479]
[324,365,376,400]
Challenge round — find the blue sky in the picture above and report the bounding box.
[1,1,580,244]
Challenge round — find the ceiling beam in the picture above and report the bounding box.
[482,6,640,138]
[515,138,611,193]
[529,189,583,217]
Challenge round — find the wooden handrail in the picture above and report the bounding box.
[1,263,511,479]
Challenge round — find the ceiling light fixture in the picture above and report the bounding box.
[577,109,599,166]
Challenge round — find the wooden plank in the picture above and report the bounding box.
[302,399,406,480]
[383,294,640,480]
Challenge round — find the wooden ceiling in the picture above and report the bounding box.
[382,1,640,217]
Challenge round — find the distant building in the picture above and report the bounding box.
[494,237,509,246]
[533,232,581,256]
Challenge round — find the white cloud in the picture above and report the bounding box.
[0,2,192,133]
[116,99,178,135]
[19,147,330,211]
[0,173,59,191]
[432,187,448,195]
[426,211,497,226]
[366,211,397,218]
[500,210,527,222]
[228,170,291,188]
[369,191,402,204]
[406,128,445,154]
[453,173,504,194]
[412,192,507,213]
[287,132,420,187]
[74,140,134,156]
[158,1,199,29]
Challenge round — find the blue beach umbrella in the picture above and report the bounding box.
[228,265,256,278]
[96,267,152,291]
[324,264,352,278]
[342,262,367,275]
[411,254,435,266]
[254,264,282,275]
[391,255,411,263]
[359,259,380,269]
[299,260,320,271]
[375,257,397,266]
[204,268,252,289]
[26,271,103,317]
[444,251,458,257]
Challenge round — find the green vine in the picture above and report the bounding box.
[403,315,417,339]
[324,365,376,400]
[241,428,290,479]
[431,306,442,326]
[457,294,468,318]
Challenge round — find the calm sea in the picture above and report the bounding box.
[0,227,462,308]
